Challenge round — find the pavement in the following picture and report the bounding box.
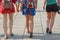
[0,0,60,40]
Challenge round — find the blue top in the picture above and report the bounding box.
[46,0,57,5]
[24,0,28,4]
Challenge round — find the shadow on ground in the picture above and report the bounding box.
[0,33,60,40]
[45,33,60,40]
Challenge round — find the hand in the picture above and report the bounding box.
[35,5,37,9]
[17,9,19,12]
[43,5,45,10]
[35,6,37,9]
[20,8,23,12]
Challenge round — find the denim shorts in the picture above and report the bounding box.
[22,5,36,16]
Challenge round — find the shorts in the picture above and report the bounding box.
[22,5,36,16]
[46,4,58,12]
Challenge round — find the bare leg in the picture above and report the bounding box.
[46,12,51,33]
[3,13,7,38]
[26,14,29,33]
[29,15,34,38]
[29,15,34,33]
[50,12,56,31]
[46,12,51,28]
[9,13,13,35]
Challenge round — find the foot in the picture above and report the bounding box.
[46,28,49,33]
[49,31,52,34]
[26,28,29,34]
[27,31,30,34]
[10,33,14,37]
[4,36,8,39]
[49,30,52,34]
[29,32,33,38]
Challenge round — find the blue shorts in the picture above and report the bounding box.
[16,0,20,4]
[22,5,36,16]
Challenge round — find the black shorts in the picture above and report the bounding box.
[46,4,58,12]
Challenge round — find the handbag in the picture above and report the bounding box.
[58,5,60,14]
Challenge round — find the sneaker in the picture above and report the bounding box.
[29,32,33,38]
[10,33,14,37]
[46,28,49,33]
[49,30,52,34]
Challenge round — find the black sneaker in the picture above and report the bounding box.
[46,28,49,33]
[49,31,52,34]
[10,33,14,37]
[30,32,33,38]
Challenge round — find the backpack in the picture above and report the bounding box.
[2,0,13,9]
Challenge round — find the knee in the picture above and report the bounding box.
[29,20,34,24]
[47,16,51,20]
[51,16,56,20]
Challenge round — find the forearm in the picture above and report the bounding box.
[20,0,23,8]
[35,0,37,9]
[58,0,60,5]
[36,0,37,6]
[44,0,46,6]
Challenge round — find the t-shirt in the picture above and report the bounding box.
[46,0,57,5]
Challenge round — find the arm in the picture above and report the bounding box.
[44,0,46,6]
[57,0,60,6]
[16,0,21,12]
[20,0,24,12]
[16,4,20,12]
[35,0,37,9]
[43,0,46,10]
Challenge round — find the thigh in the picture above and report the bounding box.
[47,12,51,18]
[51,12,56,18]
[29,15,34,22]
[9,13,13,20]
[26,14,29,21]
[3,13,7,21]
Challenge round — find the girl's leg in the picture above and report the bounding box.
[9,13,13,36]
[29,15,34,38]
[46,12,51,28]
[26,14,29,33]
[49,12,56,32]
[3,13,7,38]
[29,15,34,33]
[46,12,51,33]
